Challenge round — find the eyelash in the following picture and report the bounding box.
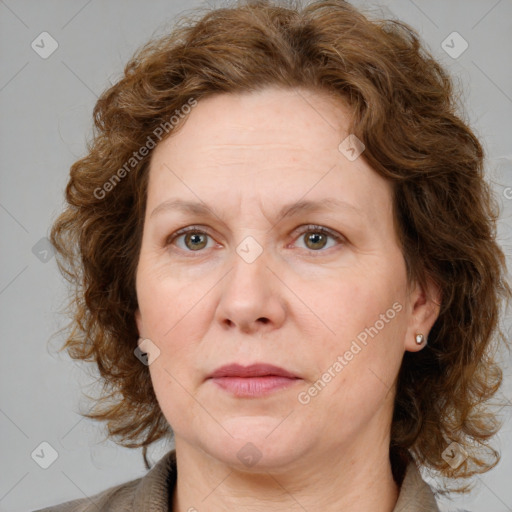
[165,224,345,256]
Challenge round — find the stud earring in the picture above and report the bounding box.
[415,333,425,345]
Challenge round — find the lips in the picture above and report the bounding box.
[208,363,298,379]
[208,363,300,397]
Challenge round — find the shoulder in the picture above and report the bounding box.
[32,476,143,512]
[394,461,478,512]
[393,459,441,512]
[439,509,474,512]
[33,449,177,512]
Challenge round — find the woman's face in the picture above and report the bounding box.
[135,86,437,471]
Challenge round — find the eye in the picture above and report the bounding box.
[165,224,345,255]
[292,224,344,252]
[166,226,215,253]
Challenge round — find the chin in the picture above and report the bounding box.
[196,417,311,472]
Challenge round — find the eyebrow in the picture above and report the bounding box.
[150,197,363,221]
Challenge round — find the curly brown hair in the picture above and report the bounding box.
[50,0,511,495]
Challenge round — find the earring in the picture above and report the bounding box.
[415,333,425,345]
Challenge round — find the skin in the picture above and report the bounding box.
[134,86,441,512]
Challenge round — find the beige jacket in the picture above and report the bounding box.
[34,450,441,511]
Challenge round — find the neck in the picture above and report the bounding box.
[171,438,399,512]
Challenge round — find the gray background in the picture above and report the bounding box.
[1,1,511,511]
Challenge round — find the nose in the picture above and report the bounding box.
[215,242,286,335]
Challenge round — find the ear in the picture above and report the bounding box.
[404,276,442,352]
[135,308,143,337]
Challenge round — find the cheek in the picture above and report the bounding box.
[300,283,406,435]
[140,286,205,431]
[136,259,202,339]
[323,271,404,343]
[136,260,215,376]
[312,270,407,395]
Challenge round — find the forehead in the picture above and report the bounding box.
[153,86,352,158]
[146,87,392,222]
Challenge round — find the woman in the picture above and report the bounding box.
[37,0,511,511]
